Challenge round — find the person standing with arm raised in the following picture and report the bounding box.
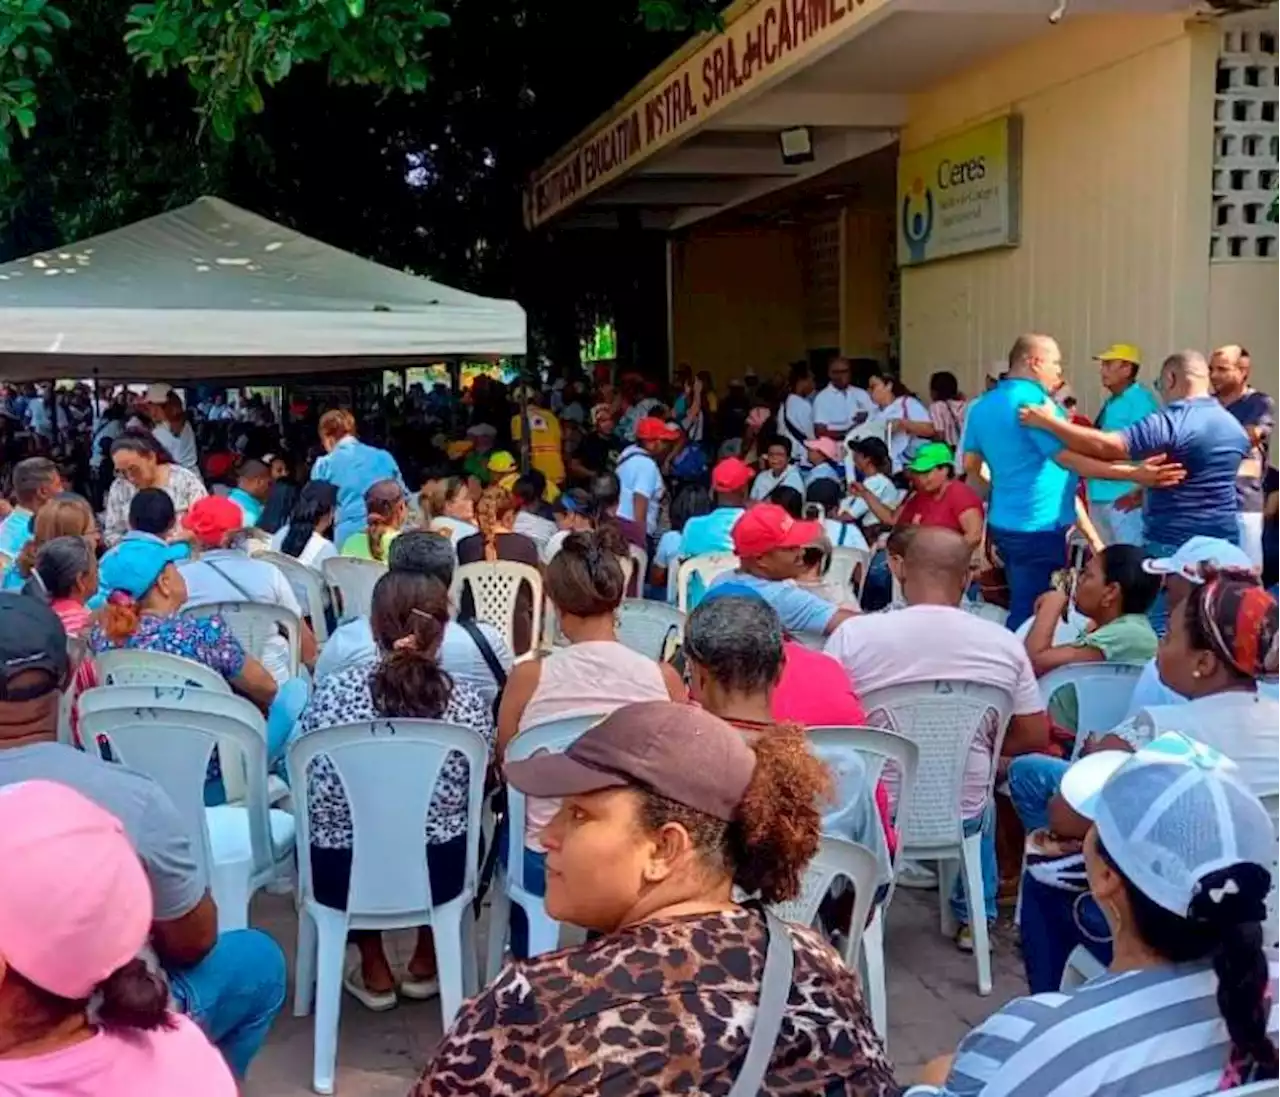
[964,334,1185,630]
[1020,349,1246,630]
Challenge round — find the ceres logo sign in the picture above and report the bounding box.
[937,156,986,188]
[900,175,934,263]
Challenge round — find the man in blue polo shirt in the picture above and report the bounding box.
[677,457,752,607]
[1020,349,1247,629]
[1089,343,1160,546]
[965,334,1178,630]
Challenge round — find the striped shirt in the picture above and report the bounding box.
[942,959,1279,1097]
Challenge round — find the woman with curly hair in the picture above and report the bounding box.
[413,701,898,1097]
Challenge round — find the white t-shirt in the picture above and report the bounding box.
[750,465,804,502]
[839,473,902,525]
[804,463,843,490]
[1110,691,1280,799]
[513,511,557,554]
[429,517,479,552]
[179,549,304,685]
[873,395,931,470]
[812,384,874,435]
[313,616,513,709]
[825,604,1044,817]
[616,445,664,536]
[268,526,338,571]
[821,518,869,552]
[777,393,815,464]
[153,421,200,471]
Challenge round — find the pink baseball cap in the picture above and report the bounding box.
[0,781,152,999]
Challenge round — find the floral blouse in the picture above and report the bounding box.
[88,611,247,679]
[295,664,494,849]
[103,464,208,546]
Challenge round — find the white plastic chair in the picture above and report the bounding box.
[77,686,294,933]
[57,635,87,747]
[184,600,303,680]
[1263,792,1279,951]
[627,542,648,591]
[676,552,739,612]
[807,725,918,1039]
[1060,942,1107,989]
[453,560,543,659]
[768,836,879,965]
[322,556,386,622]
[860,681,1013,996]
[94,647,233,693]
[259,550,331,645]
[1036,662,1144,759]
[615,599,685,662]
[1220,1082,1280,1096]
[485,713,606,982]
[287,719,489,1096]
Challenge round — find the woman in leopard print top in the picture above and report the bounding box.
[411,701,900,1097]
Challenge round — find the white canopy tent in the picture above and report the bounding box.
[0,196,526,381]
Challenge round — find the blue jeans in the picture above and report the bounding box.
[167,928,288,1077]
[989,527,1068,631]
[204,674,310,806]
[948,803,998,926]
[1018,871,1111,993]
[1007,753,1070,833]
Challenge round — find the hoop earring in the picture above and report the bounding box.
[1074,892,1114,945]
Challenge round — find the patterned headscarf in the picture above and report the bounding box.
[1195,574,1278,679]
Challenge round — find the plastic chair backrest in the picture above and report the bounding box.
[767,837,879,957]
[454,560,543,658]
[1036,663,1143,758]
[828,546,868,600]
[184,601,303,679]
[807,725,919,880]
[628,543,648,590]
[94,648,233,694]
[77,685,272,881]
[322,556,387,621]
[258,550,330,643]
[615,600,685,662]
[503,714,606,892]
[57,635,87,747]
[287,719,489,916]
[860,681,1013,853]
[676,553,739,613]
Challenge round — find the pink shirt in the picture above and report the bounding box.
[0,1015,236,1097]
[824,605,1043,818]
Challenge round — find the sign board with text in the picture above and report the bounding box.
[897,115,1022,266]
[524,0,890,228]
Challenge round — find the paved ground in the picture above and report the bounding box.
[246,888,1026,1096]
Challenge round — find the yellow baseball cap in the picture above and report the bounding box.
[1093,343,1142,366]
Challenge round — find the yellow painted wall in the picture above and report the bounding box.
[672,227,807,388]
[898,14,1220,416]
[1209,262,1278,371]
[841,208,895,363]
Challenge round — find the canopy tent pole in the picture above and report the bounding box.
[517,356,531,475]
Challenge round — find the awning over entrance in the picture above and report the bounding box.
[525,0,1190,233]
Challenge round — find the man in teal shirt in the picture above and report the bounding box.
[1089,343,1160,546]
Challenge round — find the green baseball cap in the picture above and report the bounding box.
[907,442,955,474]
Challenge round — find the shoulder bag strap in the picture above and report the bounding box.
[779,399,808,448]
[456,617,508,692]
[728,909,795,1097]
[204,559,258,604]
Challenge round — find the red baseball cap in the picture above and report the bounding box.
[182,494,244,548]
[711,457,754,493]
[732,503,821,558]
[635,417,681,443]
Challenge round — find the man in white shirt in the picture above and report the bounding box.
[177,496,318,684]
[146,383,200,472]
[824,526,1052,946]
[776,361,816,466]
[812,357,874,441]
[616,416,679,543]
[314,533,513,708]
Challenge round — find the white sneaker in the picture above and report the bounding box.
[896,860,938,890]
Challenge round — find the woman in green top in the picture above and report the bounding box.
[340,479,407,562]
[1025,543,1161,732]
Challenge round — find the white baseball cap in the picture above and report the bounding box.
[143,382,173,404]
[1080,733,1275,918]
[1141,536,1254,583]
